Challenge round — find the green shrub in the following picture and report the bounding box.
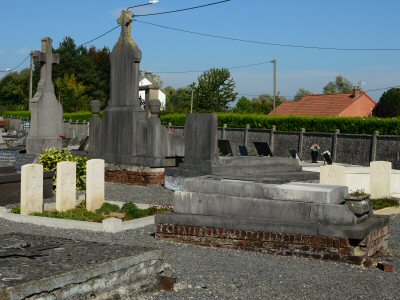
[38,148,87,191]
[31,208,105,222]
[2,111,98,122]
[161,113,400,135]
[371,198,400,210]
[11,206,21,214]
[96,203,120,215]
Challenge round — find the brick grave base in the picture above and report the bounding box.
[156,223,390,265]
[105,164,165,186]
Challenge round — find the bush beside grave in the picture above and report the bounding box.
[2,111,95,122]
[161,113,400,135]
[38,148,87,191]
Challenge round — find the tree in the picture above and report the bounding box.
[373,88,400,117]
[251,94,283,114]
[164,85,194,113]
[234,96,253,113]
[323,75,353,94]
[55,73,88,112]
[194,68,237,112]
[294,88,312,101]
[0,69,30,109]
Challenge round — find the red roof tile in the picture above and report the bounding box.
[269,92,376,117]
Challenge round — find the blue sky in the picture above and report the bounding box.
[1,0,400,101]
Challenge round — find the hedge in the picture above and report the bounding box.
[3,111,94,122]
[160,113,400,135]
[4,111,400,135]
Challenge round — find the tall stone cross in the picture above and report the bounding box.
[32,37,59,99]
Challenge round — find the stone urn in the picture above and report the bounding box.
[345,193,372,217]
[148,99,161,116]
[90,100,102,114]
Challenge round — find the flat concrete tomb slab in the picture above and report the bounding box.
[157,176,390,265]
[0,233,164,299]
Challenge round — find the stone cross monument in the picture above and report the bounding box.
[26,37,63,154]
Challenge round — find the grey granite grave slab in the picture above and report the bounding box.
[0,233,164,299]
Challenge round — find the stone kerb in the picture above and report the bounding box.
[56,161,76,212]
[86,159,105,211]
[370,161,392,199]
[20,164,43,215]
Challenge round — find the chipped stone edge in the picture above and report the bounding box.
[0,206,154,233]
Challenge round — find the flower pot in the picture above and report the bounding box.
[311,151,318,163]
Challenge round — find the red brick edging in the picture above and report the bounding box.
[156,224,390,265]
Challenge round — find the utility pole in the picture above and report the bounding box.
[270,59,277,115]
[29,51,33,111]
[190,89,194,113]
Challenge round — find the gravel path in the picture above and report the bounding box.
[1,183,399,299]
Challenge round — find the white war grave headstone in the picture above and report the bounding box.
[86,159,105,212]
[370,161,392,199]
[20,164,43,215]
[56,161,76,212]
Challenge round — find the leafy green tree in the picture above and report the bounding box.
[373,88,400,117]
[234,96,253,113]
[251,94,283,114]
[294,88,313,101]
[55,73,88,112]
[323,75,353,94]
[165,84,194,113]
[0,69,30,109]
[194,68,237,112]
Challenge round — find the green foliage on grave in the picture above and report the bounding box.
[371,198,400,210]
[38,148,87,191]
[31,207,106,222]
[11,206,21,214]
[160,113,400,135]
[25,202,171,223]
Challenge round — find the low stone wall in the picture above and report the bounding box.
[156,223,390,265]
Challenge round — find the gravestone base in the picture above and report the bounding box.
[156,215,390,265]
[105,164,165,186]
[26,136,62,155]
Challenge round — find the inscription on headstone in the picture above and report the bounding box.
[56,162,76,212]
[320,165,346,186]
[86,159,105,212]
[0,151,19,167]
[21,164,43,215]
[370,161,392,199]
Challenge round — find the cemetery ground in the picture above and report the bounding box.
[1,182,399,299]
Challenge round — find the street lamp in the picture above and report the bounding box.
[0,68,11,73]
[127,0,159,10]
[270,59,277,114]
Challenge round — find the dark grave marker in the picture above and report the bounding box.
[322,150,333,165]
[289,149,302,161]
[238,145,249,156]
[0,151,20,167]
[218,139,234,156]
[253,142,273,157]
[78,135,89,151]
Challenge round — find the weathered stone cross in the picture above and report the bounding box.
[32,37,59,97]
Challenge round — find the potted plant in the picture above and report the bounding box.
[345,189,372,217]
[309,144,320,163]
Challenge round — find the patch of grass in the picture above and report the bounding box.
[31,208,106,222]
[350,189,369,197]
[11,206,20,214]
[371,198,400,210]
[96,203,120,215]
[121,203,170,221]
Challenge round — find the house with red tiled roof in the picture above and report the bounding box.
[269,88,376,117]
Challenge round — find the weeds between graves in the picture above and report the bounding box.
[10,201,171,222]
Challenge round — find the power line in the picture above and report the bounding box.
[145,60,272,74]
[134,19,400,51]
[0,54,30,72]
[79,25,120,47]
[365,85,400,92]
[134,0,231,17]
